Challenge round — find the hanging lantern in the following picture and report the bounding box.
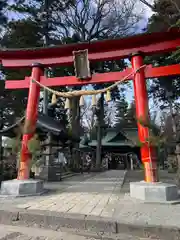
[65,98,71,109]
[91,95,96,106]
[105,90,111,102]
[79,95,84,107]
[51,93,57,105]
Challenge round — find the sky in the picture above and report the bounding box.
[140,0,154,19]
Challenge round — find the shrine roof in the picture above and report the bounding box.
[87,128,139,148]
[0,114,79,143]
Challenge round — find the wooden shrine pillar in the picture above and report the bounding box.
[17,63,43,180]
[131,53,158,182]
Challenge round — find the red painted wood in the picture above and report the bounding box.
[5,64,180,89]
[17,66,43,180]
[1,30,180,68]
[131,55,158,182]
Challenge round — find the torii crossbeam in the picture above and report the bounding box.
[3,29,180,183]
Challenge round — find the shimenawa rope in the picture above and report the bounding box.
[32,65,147,98]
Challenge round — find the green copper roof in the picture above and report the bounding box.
[79,128,139,150]
[85,128,139,148]
[103,129,127,142]
[122,128,139,144]
[88,140,134,147]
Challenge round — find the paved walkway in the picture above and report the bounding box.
[16,169,180,231]
[16,170,126,218]
[1,170,180,239]
[0,173,98,207]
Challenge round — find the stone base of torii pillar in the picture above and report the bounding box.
[0,179,45,197]
[130,181,180,204]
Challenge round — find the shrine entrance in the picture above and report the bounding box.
[109,153,128,170]
[2,28,180,185]
[107,152,140,170]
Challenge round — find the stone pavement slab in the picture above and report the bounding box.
[0,172,97,207]
[15,170,126,218]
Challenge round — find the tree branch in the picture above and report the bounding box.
[139,0,155,10]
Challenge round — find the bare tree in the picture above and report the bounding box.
[53,0,143,41]
[81,101,96,133]
[139,0,154,10]
[81,100,114,133]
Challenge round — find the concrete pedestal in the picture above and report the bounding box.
[0,179,45,197]
[130,181,179,203]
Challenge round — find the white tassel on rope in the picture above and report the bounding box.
[105,90,111,102]
[79,96,85,107]
[51,93,57,105]
[65,98,71,109]
[91,95,96,106]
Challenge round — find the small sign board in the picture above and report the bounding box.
[73,49,91,80]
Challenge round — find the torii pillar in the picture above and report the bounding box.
[131,53,158,183]
[1,63,45,196]
[17,63,43,180]
[129,53,179,203]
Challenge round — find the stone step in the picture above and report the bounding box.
[0,224,157,240]
[0,208,167,240]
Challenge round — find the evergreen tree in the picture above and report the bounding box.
[0,19,44,126]
[140,0,180,61]
[144,0,180,105]
[8,0,74,44]
[144,0,180,32]
[125,101,137,128]
[1,19,43,48]
[114,98,128,127]
[114,100,137,129]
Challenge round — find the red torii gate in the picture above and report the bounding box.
[2,29,180,183]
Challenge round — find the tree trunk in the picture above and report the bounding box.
[71,96,81,168]
[96,123,102,170]
[95,94,104,170]
[0,135,3,182]
[175,144,180,186]
[169,98,180,185]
